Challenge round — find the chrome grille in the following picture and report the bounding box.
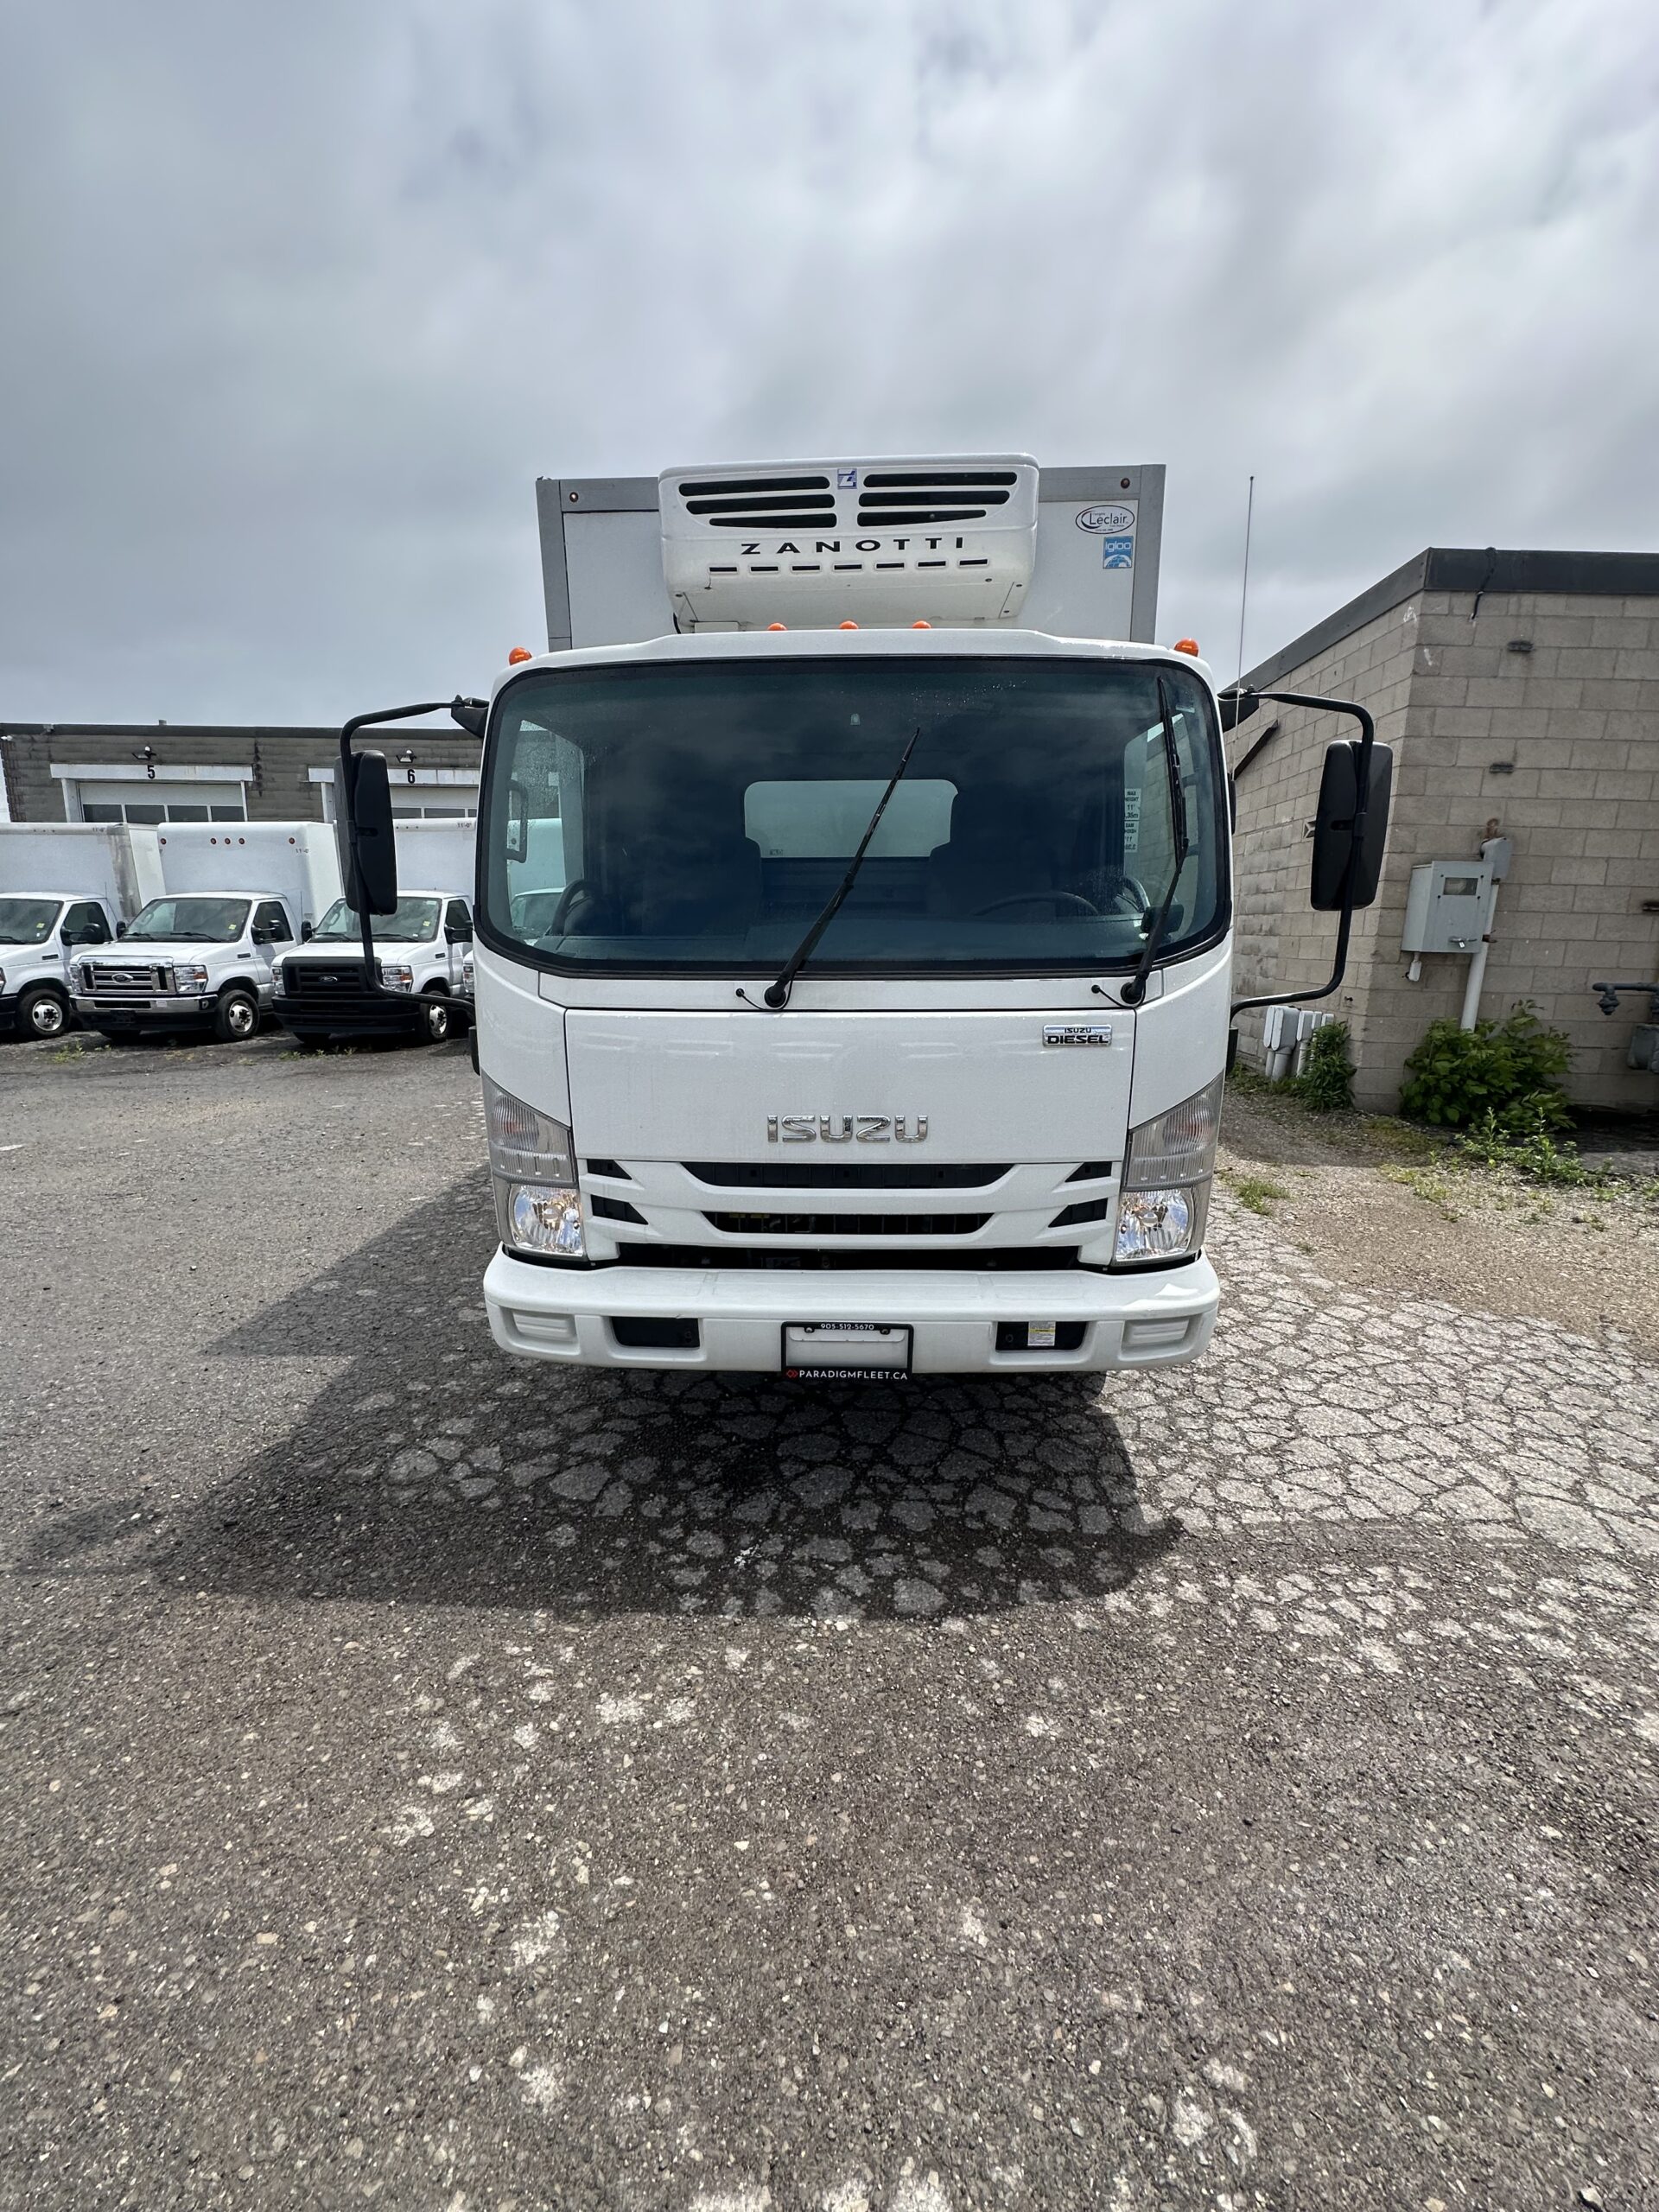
[84,960,170,995]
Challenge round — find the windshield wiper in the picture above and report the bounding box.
[1117,675,1190,1009]
[760,726,923,1009]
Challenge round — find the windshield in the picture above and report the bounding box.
[0,898,63,945]
[310,897,441,944]
[124,897,250,944]
[480,656,1226,976]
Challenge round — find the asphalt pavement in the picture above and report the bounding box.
[1,1032,1655,2211]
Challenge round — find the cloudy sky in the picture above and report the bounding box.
[2,0,1656,731]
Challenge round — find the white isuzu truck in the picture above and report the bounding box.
[334,455,1389,1377]
[69,823,339,1043]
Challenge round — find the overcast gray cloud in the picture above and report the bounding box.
[2,0,1656,730]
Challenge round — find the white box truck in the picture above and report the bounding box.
[69,823,340,1044]
[0,823,162,1041]
[333,454,1389,1376]
[271,817,478,1047]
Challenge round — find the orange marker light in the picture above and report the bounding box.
[912,620,931,629]
[1173,638,1200,656]
[507,645,533,664]
[767,621,787,631]
[839,620,859,630]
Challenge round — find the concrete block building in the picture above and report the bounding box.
[1228,549,1659,1113]
[0,721,483,829]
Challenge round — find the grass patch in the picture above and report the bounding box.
[1362,1115,1441,1161]
[1224,1065,1275,1100]
[1379,1164,1460,1219]
[1224,1172,1292,1216]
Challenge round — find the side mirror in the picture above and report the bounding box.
[1217,687,1257,734]
[116,919,127,938]
[1310,740,1393,911]
[301,919,315,940]
[445,920,474,944]
[344,747,399,915]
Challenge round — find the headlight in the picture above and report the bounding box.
[483,1077,583,1258]
[173,963,209,994]
[499,1182,586,1256]
[0,967,8,992]
[1113,1074,1222,1268]
[378,963,415,991]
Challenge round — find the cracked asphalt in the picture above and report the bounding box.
[1,1033,1656,2211]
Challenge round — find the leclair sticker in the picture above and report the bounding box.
[1075,504,1135,535]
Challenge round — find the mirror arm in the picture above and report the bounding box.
[340,699,480,996]
[1227,687,1377,1017]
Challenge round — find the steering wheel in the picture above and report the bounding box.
[1101,873,1153,917]
[544,877,588,934]
[974,891,1103,918]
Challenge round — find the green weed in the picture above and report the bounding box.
[1226,1173,1292,1215]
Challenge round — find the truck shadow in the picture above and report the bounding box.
[26,1171,1183,1621]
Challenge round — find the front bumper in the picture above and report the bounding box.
[0,992,22,1036]
[72,995,218,1028]
[484,1249,1220,1374]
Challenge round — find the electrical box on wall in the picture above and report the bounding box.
[1402,860,1494,956]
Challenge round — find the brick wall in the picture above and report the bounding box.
[1230,585,1659,1111]
[0,727,484,826]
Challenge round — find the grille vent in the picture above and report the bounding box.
[616,1243,1079,1273]
[703,1210,989,1238]
[856,468,1018,528]
[683,1160,1007,1191]
[676,473,835,532]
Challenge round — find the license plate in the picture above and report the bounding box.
[783,1323,912,1382]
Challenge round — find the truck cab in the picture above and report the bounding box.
[71,891,302,1042]
[0,893,124,1040]
[272,891,474,1046]
[469,624,1229,1375]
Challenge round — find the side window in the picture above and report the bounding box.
[66,902,111,943]
[446,899,473,937]
[500,725,573,942]
[256,901,292,942]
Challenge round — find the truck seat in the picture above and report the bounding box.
[925,788,1058,917]
[635,812,764,938]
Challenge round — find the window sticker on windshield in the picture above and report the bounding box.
[1123,786,1142,852]
[1100,536,1135,569]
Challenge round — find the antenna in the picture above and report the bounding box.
[1234,474,1255,685]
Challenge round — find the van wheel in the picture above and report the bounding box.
[214,988,260,1043]
[418,992,453,1045]
[20,987,70,1040]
